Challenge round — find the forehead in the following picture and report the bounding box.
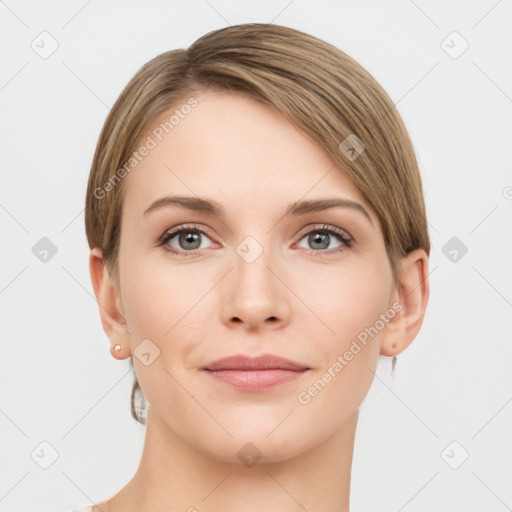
[121,90,375,222]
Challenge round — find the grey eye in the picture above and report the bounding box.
[297,230,344,251]
[177,231,202,250]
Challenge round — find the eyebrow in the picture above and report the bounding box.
[143,196,374,227]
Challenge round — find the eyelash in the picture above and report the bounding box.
[158,223,353,257]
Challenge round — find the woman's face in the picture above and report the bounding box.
[116,90,398,462]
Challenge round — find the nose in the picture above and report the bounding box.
[220,246,291,332]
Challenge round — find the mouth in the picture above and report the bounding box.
[201,354,310,391]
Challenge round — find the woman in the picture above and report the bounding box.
[79,22,430,512]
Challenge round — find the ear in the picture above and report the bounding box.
[380,249,430,356]
[89,247,131,359]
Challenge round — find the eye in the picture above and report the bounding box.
[296,224,353,254]
[158,223,353,257]
[158,224,215,255]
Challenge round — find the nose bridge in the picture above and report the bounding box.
[236,239,273,295]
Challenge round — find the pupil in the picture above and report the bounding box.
[310,232,329,250]
[181,231,200,249]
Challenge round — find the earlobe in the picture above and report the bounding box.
[89,247,131,358]
[380,249,430,357]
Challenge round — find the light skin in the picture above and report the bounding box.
[89,90,429,512]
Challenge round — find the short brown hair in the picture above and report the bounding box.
[85,23,430,425]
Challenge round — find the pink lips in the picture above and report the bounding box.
[202,354,310,391]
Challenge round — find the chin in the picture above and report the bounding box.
[188,415,318,467]
[202,435,308,466]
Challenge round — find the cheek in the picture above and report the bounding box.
[120,259,204,410]
[302,264,392,347]
[293,271,389,423]
[120,256,202,337]
[119,256,211,388]
[296,267,390,403]
[123,277,169,338]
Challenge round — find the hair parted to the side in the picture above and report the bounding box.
[85,23,430,425]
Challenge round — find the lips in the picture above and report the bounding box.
[203,354,309,372]
[202,354,310,391]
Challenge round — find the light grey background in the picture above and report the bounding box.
[1,1,511,511]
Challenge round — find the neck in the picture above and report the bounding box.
[105,406,358,512]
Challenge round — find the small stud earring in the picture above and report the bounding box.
[114,344,121,352]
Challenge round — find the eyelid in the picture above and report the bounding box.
[157,223,218,255]
[295,223,352,241]
[158,223,214,242]
[290,223,353,252]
